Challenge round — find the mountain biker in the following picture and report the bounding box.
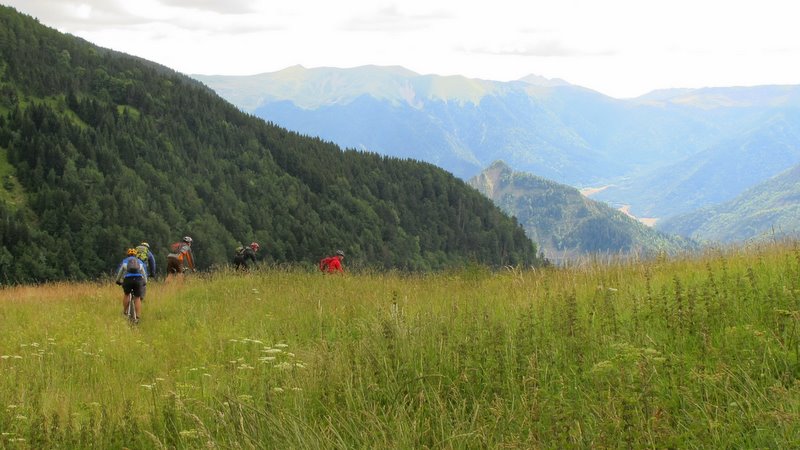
[233,242,260,270]
[115,247,148,323]
[166,236,195,282]
[319,250,345,274]
[136,242,157,279]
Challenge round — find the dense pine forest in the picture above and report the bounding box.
[0,6,543,283]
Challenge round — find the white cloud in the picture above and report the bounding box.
[158,0,257,14]
[467,40,614,58]
[342,5,454,31]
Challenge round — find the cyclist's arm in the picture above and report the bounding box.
[148,252,156,276]
[114,262,125,284]
[186,250,195,270]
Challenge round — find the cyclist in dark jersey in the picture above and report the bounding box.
[233,242,260,270]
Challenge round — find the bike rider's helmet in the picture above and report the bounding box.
[183,236,193,244]
[140,242,150,249]
[126,248,138,256]
[250,242,260,251]
[335,249,345,257]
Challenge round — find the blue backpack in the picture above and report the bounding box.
[126,257,142,274]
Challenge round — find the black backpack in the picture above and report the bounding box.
[126,257,142,274]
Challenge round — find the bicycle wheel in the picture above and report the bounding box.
[127,292,138,324]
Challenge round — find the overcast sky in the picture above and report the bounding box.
[5,0,800,98]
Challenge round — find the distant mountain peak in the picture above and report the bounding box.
[635,85,800,108]
[518,74,571,87]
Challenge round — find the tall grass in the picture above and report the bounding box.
[1,241,799,448]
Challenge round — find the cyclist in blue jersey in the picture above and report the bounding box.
[115,248,148,323]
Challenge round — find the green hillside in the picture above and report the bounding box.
[0,6,542,283]
[469,161,696,261]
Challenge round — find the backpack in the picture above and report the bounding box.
[235,245,246,257]
[170,242,182,253]
[135,245,149,262]
[126,256,142,274]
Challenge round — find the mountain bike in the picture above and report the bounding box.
[125,292,139,325]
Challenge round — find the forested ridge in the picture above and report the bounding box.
[0,6,542,283]
[469,162,697,261]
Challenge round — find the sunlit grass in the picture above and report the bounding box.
[1,241,800,448]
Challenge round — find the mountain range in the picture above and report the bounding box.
[194,67,800,237]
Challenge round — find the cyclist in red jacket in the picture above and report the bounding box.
[319,250,345,274]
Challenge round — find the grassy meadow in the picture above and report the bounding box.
[1,242,800,448]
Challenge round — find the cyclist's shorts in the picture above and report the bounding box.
[233,255,249,269]
[167,256,184,274]
[122,277,145,298]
